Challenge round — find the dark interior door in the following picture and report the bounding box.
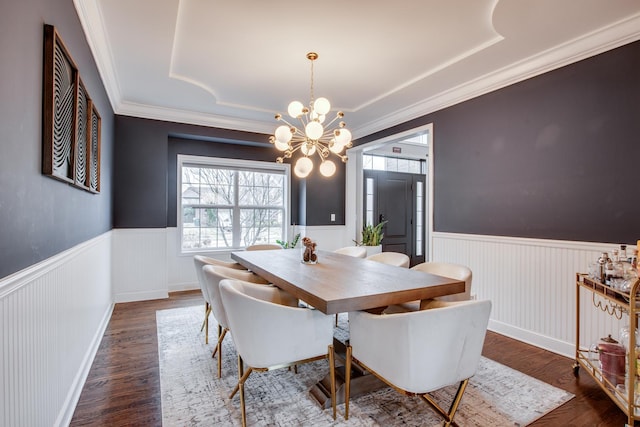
[364,170,425,266]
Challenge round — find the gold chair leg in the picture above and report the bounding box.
[328,345,336,420]
[345,346,352,420]
[420,378,469,426]
[205,305,210,344]
[232,355,252,427]
[230,356,251,399]
[211,328,227,378]
[239,357,247,427]
[200,302,208,331]
[201,304,211,345]
[212,325,225,358]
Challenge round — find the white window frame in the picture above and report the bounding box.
[177,154,291,255]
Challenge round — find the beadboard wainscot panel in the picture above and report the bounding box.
[0,232,112,427]
[303,225,349,251]
[431,232,633,358]
[112,228,168,302]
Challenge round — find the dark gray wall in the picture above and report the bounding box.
[114,116,346,228]
[358,40,640,244]
[0,0,114,279]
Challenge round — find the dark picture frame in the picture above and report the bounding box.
[42,24,101,193]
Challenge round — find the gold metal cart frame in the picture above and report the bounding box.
[574,273,640,426]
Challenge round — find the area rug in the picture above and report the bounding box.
[158,305,573,426]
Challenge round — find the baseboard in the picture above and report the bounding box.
[489,319,574,359]
[114,289,168,303]
[169,281,199,293]
[56,302,114,426]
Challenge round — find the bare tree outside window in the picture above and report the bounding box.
[180,161,286,251]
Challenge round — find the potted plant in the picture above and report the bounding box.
[276,233,301,249]
[355,221,387,256]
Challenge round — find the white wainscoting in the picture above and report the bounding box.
[112,228,168,302]
[432,232,632,358]
[0,232,113,427]
[299,225,350,252]
[113,227,628,358]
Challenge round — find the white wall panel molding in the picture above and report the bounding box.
[112,228,168,302]
[166,227,198,292]
[0,232,112,427]
[432,232,632,358]
[303,225,349,252]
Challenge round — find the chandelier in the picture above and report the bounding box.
[270,52,352,178]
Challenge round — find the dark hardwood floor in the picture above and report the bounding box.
[70,290,630,426]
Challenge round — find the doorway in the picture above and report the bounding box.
[345,123,432,263]
[364,169,425,266]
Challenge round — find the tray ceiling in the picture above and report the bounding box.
[74,0,640,138]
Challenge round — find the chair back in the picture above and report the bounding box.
[349,299,491,393]
[245,244,282,251]
[202,265,270,329]
[193,255,214,303]
[219,279,333,368]
[365,251,410,268]
[411,262,472,301]
[334,246,367,258]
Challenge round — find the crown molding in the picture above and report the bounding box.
[117,101,274,134]
[354,13,640,138]
[73,0,121,113]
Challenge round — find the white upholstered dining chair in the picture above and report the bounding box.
[220,279,336,426]
[412,262,473,302]
[383,261,474,314]
[334,246,367,258]
[202,265,296,378]
[365,251,410,268]
[194,255,245,344]
[344,299,492,425]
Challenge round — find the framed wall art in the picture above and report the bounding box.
[42,24,101,193]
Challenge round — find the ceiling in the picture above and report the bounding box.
[74,0,640,140]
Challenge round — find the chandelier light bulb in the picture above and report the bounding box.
[314,97,331,115]
[288,101,304,118]
[294,156,313,178]
[305,121,324,140]
[334,128,352,146]
[329,139,345,154]
[319,159,336,177]
[275,125,293,144]
[300,142,317,156]
[274,140,290,151]
[311,111,326,123]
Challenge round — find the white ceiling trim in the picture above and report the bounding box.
[75,1,640,140]
[73,0,121,113]
[352,34,505,113]
[117,101,274,134]
[354,12,640,138]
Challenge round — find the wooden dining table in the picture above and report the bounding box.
[230,248,466,407]
[231,249,465,314]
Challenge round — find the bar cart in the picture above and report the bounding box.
[574,273,640,426]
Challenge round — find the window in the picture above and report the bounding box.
[365,177,374,226]
[363,154,425,174]
[178,155,290,252]
[415,181,423,257]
